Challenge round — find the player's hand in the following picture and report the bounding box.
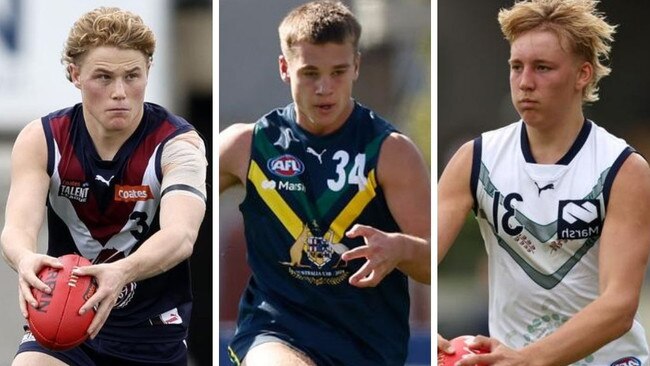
[456,335,529,366]
[16,253,63,318]
[342,224,404,287]
[72,262,129,339]
[438,334,455,354]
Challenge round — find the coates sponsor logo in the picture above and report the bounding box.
[114,185,154,202]
[59,180,90,203]
[267,154,304,177]
[611,357,641,366]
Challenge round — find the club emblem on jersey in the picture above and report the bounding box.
[610,357,641,366]
[59,180,90,203]
[281,225,349,285]
[267,154,305,177]
[557,199,602,239]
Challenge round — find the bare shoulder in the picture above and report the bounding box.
[219,123,255,148]
[377,132,427,175]
[612,152,650,194]
[380,132,424,159]
[219,123,255,191]
[13,119,46,160]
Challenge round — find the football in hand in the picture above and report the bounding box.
[438,335,488,366]
[27,254,97,350]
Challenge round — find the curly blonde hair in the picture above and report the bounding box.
[498,0,616,103]
[279,0,361,59]
[62,7,156,81]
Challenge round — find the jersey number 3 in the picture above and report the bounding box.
[492,191,523,235]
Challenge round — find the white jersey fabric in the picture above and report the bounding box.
[472,120,649,366]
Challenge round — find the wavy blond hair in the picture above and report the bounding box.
[61,7,156,81]
[279,0,361,59]
[498,0,616,103]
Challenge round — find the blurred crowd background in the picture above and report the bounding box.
[219,0,430,364]
[439,0,650,344]
[0,0,212,364]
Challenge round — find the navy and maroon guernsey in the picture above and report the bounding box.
[41,102,194,342]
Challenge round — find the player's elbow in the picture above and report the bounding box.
[607,295,639,337]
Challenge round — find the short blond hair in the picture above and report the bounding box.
[498,0,616,103]
[279,0,361,59]
[62,7,156,81]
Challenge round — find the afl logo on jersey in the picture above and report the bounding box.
[267,154,304,177]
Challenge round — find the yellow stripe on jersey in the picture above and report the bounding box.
[248,160,303,239]
[227,346,241,365]
[329,169,378,242]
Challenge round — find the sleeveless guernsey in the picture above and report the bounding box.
[230,102,410,365]
[43,102,196,342]
[471,120,649,365]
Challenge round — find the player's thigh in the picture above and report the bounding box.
[13,351,69,366]
[242,341,316,366]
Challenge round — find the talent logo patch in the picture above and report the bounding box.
[59,180,90,203]
[267,154,304,177]
[610,357,641,366]
[114,185,154,202]
[557,199,602,239]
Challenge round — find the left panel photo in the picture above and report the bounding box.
[0,1,213,365]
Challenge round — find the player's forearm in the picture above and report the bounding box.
[0,227,39,272]
[116,224,198,283]
[519,293,637,366]
[397,234,430,284]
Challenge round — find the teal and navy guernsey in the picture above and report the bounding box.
[228,102,410,365]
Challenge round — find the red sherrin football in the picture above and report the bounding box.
[27,254,97,350]
[438,335,488,366]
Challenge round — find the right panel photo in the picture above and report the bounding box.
[438,1,650,365]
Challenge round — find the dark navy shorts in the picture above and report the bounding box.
[17,327,188,366]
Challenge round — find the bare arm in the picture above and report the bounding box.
[342,132,431,285]
[438,141,475,263]
[436,140,475,353]
[219,123,254,193]
[460,153,650,366]
[1,120,63,316]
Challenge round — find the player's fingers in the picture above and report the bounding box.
[469,334,493,352]
[341,245,370,261]
[87,299,111,339]
[345,224,375,239]
[17,287,28,318]
[19,278,39,309]
[71,264,95,277]
[352,270,382,287]
[42,256,64,269]
[437,334,454,354]
[348,261,373,287]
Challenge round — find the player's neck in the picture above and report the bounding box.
[525,112,585,164]
[84,119,141,161]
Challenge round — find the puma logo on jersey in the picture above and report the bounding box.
[306,147,326,164]
[557,199,602,239]
[95,174,115,186]
[534,182,554,196]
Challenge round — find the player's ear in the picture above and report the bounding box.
[353,51,361,81]
[69,64,82,89]
[575,61,592,91]
[279,55,290,84]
